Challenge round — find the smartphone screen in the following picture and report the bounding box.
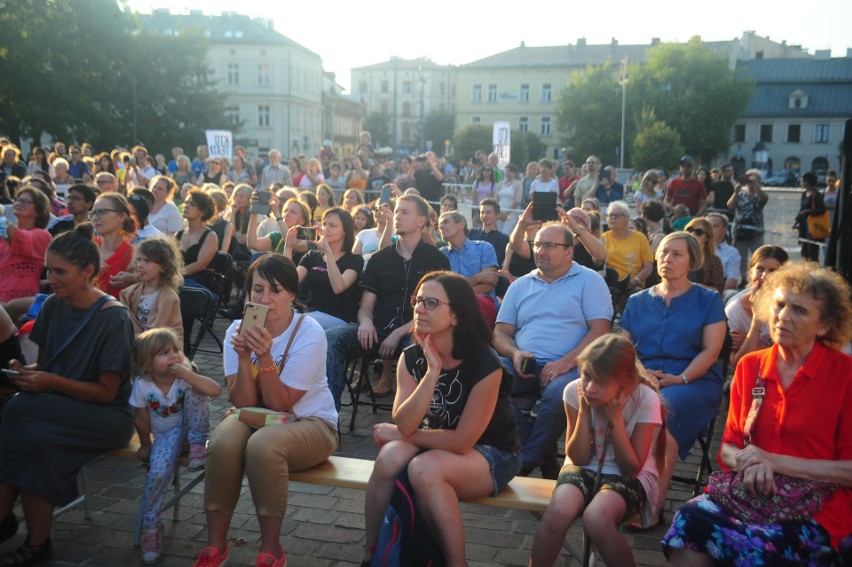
[239,302,269,336]
[379,185,393,206]
[296,227,318,241]
[250,190,271,215]
[531,192,560,222]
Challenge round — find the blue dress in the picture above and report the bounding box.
[620,285,725,459]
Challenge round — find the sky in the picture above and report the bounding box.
[127,0,852,93]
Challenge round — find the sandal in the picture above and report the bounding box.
[0,538,53,567]
[0,514,18,544]
[372,377,393,398]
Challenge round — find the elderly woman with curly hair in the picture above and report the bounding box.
[663,261,852,566]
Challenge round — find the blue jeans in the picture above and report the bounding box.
[324,322,412,411]
[501,356,579,467]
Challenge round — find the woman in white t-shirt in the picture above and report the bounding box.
[192,254,338,567]
[147,176,184,236]
[353,201,391,267]
[531,335,663,567]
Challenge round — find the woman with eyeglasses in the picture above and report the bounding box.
[602,200,653,291]
[0,187,52,303]
[684,217,725,293]
[147,176,184,237]
[197,157,228,187]
[727,169,768,282]
[362,271,521,565]
[91,193,137,299]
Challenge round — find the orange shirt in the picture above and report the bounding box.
[721,342,852,546]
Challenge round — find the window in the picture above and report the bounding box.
[487,84,497,103]
[359,81,368,94]
[759,124,773,143]
[815,124,830,143]
[227,63,239,85]
[519,116,529,133]
[402,123,411,142]
[733,124,746,143]
[472,116,481,125]
[402,81,411,94]
[402,102,411,117]
[787,124,801,143]
[520,84,529,102]
[439,82,445,95]
[472,84,482,103]
[380,102,389,114]
[257,63,270,86]
[225,106,240,123]
[381,81,388,94]
[541,83,552,103]
[257,105,270,127]
[541,116,551,136]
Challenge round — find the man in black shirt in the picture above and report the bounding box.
[411,151,444,208]
[708,163,735,218]
[47,183,95,236]
[325,194,450,409]
[468,198,510,267]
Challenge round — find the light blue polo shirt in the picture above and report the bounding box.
[496,262,612,361]
[442,238,499,298]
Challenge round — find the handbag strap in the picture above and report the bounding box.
[276,312,306,376]
[742,366,766,446]
[43,295,116,369]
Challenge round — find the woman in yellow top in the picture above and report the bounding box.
[345,156,368,191]
[603,200,653,291]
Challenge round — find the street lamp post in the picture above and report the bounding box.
[619,58,628,170]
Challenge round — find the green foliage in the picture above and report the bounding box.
[423,109,454,156]
[0,0,237,153]
[630,38,754,164]
[631,108,684,171]
[555,64,623,166]
[363,112,390,148]
[520,131,545,163]
[452,125,491,163]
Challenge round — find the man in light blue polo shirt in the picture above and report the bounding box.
[493,222,612,478]
[438,210,499,299]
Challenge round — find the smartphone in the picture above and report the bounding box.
[0,368,21,376]
[379,184,393,206]
[531,192,560,222]
[239,302,269,336]
[296,226,318,241]
[521,356,536,374]
[250,190,271,215]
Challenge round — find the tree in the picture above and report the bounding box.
[555,64,623,166]
[452,125,491,164]
[631,108,684,171]
[423,109,454,156]
[0,0,237,153]
[519,131,545,163]
[630,38,754,164]
[363,112,390,148]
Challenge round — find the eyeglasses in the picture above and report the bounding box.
[90,209,118,218]
[685,226,706,237]
[532,241,569,251]
[96,178,112,184]
[410,296,450,310]
[14,197,34,206]
[606,212,625,219]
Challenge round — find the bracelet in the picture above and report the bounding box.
[680,373,689,385]
[274,216,283,222]
[258,364,278,375]
[573,226,586,238]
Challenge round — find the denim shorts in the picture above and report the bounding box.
[474,444,523,495]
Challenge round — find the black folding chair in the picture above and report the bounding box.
[179,286,217,360]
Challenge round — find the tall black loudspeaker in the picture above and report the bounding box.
[826,119,851,281]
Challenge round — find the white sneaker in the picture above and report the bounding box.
[141,524,163,564]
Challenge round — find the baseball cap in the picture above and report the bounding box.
[679,155,694,166]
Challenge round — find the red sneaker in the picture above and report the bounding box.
[193,545,229,567]
[255,546,286,567]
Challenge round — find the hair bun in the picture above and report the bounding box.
[74,222,95,241]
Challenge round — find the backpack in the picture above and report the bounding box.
[371,470,446,567]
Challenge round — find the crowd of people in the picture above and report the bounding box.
[0,133,850,567]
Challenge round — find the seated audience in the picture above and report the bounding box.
[363,272,520,565]
[663,262,852,565]
[92,193,136,299]
[176,189,219,296]
[603,200,653,291]
[685,217,725,293]
[147,176,184,237]
[619,231,726,530]
[469,198,511,268]
[494,221,612,478]
[48,183,95,236]
[0,186,51,303]
[128,190,165,244]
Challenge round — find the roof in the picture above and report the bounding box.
[737,58,852,118]
[136,11,319,58]
[462,40,735,69]
[352,57,448,72]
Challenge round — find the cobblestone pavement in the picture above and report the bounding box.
[5,305,727,567]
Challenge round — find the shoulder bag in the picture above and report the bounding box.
[806,193,831,240]
[706,367,836,523]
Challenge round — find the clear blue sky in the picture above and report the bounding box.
[128,0,852,92]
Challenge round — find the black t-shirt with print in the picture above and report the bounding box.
[298,250,364,322]
[403,344,520,454]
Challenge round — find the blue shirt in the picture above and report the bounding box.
[442,238,499,299]
[496,262,612,361]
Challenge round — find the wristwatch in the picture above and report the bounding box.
[573,226,586,238]
[274,216,283,222]
[680,373,689,385]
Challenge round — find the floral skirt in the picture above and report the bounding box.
[661,495,848,566]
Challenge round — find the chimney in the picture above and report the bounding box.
[577,38,586,46]
[814,49,831,60]
[520,41,525,48]
[611,38,618,46]
[651,37,660,46]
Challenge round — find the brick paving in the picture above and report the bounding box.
[4,281,738,567]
